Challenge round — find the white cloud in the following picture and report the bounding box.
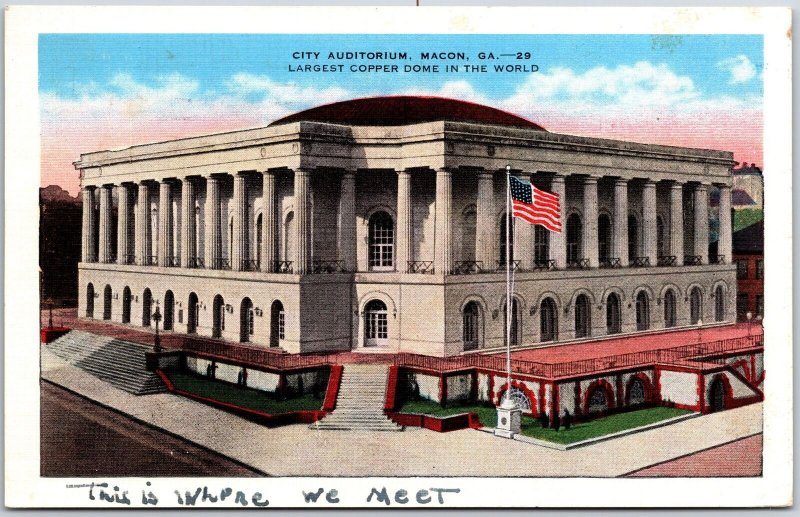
[716,55,756,84]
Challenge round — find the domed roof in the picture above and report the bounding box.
[269,96,546,131]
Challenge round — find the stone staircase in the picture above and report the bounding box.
[312,364,402,431]
[43,330,166,395]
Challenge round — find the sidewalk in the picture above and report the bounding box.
[41,348,762,477]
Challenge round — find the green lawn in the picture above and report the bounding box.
[397,400,692,444]
[168,371,323,414]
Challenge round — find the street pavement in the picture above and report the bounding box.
[41,348,762,477]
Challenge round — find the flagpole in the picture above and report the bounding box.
[505,164,512,407]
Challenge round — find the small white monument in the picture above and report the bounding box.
[494,394,522,439]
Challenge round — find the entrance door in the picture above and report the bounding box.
[710,377,726,412]
[364,300,388,347]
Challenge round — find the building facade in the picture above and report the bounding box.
[75,97,737,357]
[733,221,764,321]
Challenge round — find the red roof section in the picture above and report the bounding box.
[269,95,546,130]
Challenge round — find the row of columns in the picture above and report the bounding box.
[80,169,732,274]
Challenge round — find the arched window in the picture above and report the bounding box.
[500,387,532,411]
[364,299,389,347]
[656,216,666,258]
[588,385,609,414]
[574,294,591,338]
[663,289,677,328]
[256,213,263,269]
[368,211,394,270]
[270,300,284,347]
[462,302,480,351]
[629,378,646,405]
[142,288,152,327]
[566,214,582,265]
[606,292,621,334]
[86,283,95,318]
[103,285,112,320]
[499,214,515,267]
[636,291,650,331]
[461,206,476,263]
[715,285,725,322]
[628,214,639,259]
[122,286,132,324]
[534,225,549,266]
[690,287,703,324]
[187,292,199,334]
[598,214,612,262]
[540,297,558,342]
[240,297,254,343]
[212,294,224,338]
[163,290,174,331]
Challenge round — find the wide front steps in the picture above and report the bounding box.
[43,330,166,395]
[312,364,402,431]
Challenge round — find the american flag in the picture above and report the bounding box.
[509,176,562,232]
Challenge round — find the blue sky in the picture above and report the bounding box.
[39,33,763,194]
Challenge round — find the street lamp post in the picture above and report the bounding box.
[746,311,753,339]
[152,301,163,353]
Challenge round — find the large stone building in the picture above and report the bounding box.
[75,96,737,357]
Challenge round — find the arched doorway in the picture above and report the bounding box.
[86,283,95,318]
[628,377,648,406]
[240,297,254,343]
[598,214,612,262]
[212,294,224,338]
[628,214,639,259]
[187,292,199,334]
[587,384,610,414]
[163,290,174,331]
[709,376,726,412]
[270,300,284,347]
[635,291,650,331]
[574,294,591,338]
[540,297,557,342]
[715,285,725,322]
[690,287,703,324]
[103,285,112,320]
[122,286,131,324]
[142,288,152,327]
[462,301,481,351]
[364,299,389,347]
[566,213,582,265]
[368,211,394,271]
[663,289,677,328]
[606,293,621,334]
[504,297,521,346]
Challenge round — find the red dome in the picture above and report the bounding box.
[269,96,546,131]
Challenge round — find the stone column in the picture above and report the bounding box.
[157,181,171,266]
[582,177,599,267]
[205,175,220,268]
[338,170,357,272]
[718,184,732,264]
[396,170,413,272]
[98,185,112,263]
[293,168,311,274]
[476,171,495,270]
[116,184,129,264]
[549,175,566,268]
[694,183,709,264]
[180,178,195,267]
[135,183,150,265]
[232,173,248,271]
[434,168,452,275]
[642,180,657,266]
[261,170,277,272]
[670,182,684,265]
[81,187,96,262]
[613,178,629,266]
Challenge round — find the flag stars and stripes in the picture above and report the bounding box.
[509,175,562,233]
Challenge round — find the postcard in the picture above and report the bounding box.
[5,5,792,508]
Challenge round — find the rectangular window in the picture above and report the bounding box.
[756,259,764,280]
[736,294,749,321]
[756,295,764,318]
[736,260,749,280]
